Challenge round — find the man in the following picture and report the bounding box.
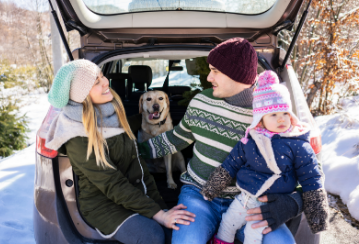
[139,38,304,244]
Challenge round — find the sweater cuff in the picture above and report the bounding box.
[288,191,303,216]
[200,166,232,201]
[147,204,163,219]
[303,188,329,234]
[137,141,152,159]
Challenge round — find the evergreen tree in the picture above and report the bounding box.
[0,97,29,157]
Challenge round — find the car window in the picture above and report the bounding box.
[122,59,202,90]
[83,0,277,15]
[109,60,121,73]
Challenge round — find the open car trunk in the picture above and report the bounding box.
[35,1,321,243]
[53,0,305,60]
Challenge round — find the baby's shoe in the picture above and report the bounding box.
[210,234,234,244]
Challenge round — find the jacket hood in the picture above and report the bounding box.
[248,122,311,142]
[276,122,311,142]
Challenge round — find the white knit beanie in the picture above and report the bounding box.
[48,59,101,108]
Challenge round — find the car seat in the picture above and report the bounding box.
[128,65,152,100]
[107,73,130,100]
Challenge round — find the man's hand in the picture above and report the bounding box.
[245,195,272,234]
[245,192,301,234]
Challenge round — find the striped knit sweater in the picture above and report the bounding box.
[138,88,253,195]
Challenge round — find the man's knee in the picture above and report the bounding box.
[262,224,295,244]
[172,225,212,244]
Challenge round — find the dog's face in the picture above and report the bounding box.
[139,91,170,124]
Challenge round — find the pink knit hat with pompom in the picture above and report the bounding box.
[241,70,299,144]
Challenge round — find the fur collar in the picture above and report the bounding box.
[249,129,281,175]
[278,122,311,138]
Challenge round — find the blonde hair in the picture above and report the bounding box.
[82,88,135,169]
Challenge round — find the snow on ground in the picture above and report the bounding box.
[19,91,50,145]
[0,92,359,243]
[315,96,359,221]
[0,144,37,244]
[0,93,49,244]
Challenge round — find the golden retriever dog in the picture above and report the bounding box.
[138,90,186,189]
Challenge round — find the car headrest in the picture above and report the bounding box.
[128,65,152,90]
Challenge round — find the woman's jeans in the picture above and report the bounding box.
[114,214,172,244]
[172,185,296,244]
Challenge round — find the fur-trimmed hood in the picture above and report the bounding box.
[250,122,311,141]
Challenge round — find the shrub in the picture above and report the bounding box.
[0,61,38,90]
[0,98,29,158]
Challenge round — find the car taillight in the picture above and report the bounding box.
[284,64,322,154]
[36,106,61,158]
[310,135,322,154]
[36,135,58,158]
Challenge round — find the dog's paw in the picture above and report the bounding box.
[167,180,177,189]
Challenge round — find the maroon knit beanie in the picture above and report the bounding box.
[207,38,258,85]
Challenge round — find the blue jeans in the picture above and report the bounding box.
[172,185,295,244]
[114,214,172,244]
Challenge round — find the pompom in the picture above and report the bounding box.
[257,70,279,87]
[241,137,249,144]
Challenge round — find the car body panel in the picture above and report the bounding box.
[57,156,113,240]
[33,154,68,244]
[55,0,304,61]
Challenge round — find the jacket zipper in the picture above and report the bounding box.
[134,142,147,195]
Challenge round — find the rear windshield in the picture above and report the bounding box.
[83,0,277,15]
[111,59,202,89]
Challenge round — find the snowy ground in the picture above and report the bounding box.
[0,93,49,244]
[315,96,359,222]
[0,93,358,244]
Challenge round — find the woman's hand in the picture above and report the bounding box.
[153,204,196,230]
[245,193,301,234]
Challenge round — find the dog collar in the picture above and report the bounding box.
[155,116,167,127]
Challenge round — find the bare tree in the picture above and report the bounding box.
[0,0,80,91]
[279,0,359,115]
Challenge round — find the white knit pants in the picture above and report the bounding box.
[217,191,266,244]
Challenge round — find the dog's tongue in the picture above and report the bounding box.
[149,112,160,120]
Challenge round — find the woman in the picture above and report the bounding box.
[45,59,195,244]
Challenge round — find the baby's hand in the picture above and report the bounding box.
[203,196,209,201]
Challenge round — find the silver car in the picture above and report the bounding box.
[34,0,323,243]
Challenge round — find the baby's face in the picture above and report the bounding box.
[261,112,292,133]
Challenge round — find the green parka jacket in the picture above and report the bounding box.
[58,131,167,236]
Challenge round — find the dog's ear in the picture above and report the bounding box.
[139,94,144,114]
[165,93,170,107]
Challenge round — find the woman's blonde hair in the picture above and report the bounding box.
[82,88,135,169]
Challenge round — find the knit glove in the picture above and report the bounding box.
[200,166,232,201]
[303,188,329,234]
[260,191,303,231]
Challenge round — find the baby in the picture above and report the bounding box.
[201,70,329,244]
